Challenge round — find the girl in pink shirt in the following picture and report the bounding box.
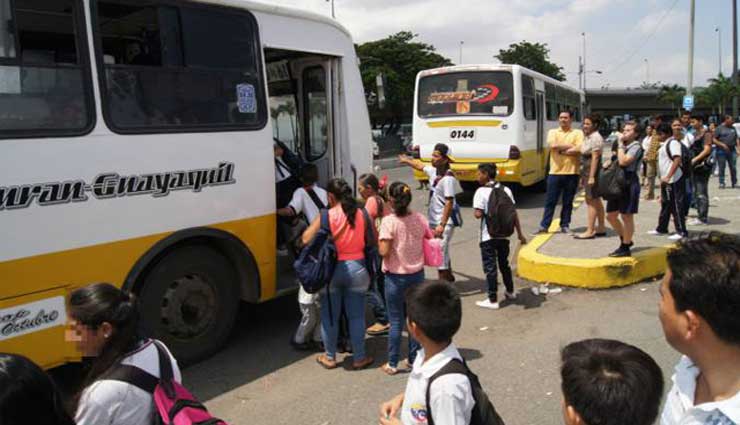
[301,178,373,371]
[378,182,432,374]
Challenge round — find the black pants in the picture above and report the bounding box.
[657,177,688,236]
[480,239,513,302]
[692,172,710,223]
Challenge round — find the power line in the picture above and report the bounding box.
[605,0,680,74]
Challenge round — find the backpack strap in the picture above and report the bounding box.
[153,340,177,399]
[360,207,377,248]
[425,358,470,425]
[104,364,159,394]
[306,188,326,210]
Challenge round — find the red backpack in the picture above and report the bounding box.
[107,340,227,425]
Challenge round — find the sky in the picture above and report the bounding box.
[261,0,738,91]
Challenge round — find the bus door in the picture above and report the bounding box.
[535,91,545,175]
[298,61,334,185]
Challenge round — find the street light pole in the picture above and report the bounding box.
[581,32,587,91]
[644,58,650,85]
[578,56,583,90]
[459,41,464,64]
[716,26,723,76]
[687,0,695,98]
[326,0,335,18]
[733,0,738,118]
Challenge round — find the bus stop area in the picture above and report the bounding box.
[517,180,740,288]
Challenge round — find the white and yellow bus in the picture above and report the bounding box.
[412,64,584,188]
[0,0,372,368]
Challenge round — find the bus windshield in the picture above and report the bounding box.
[417,71,513,118]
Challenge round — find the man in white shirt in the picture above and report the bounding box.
[648,123,687,240]
[658,232,740,425]
[399,143,461,282]
[380,282,477,425]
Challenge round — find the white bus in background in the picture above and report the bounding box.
[0,0,372,368]
[411,64,584,189]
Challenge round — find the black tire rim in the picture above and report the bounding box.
[160,274,218,339]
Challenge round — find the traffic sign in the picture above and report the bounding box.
[683,95,695,111]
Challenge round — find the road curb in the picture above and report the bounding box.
[517,196,671,288]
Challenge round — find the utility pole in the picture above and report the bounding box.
[687,0,695,98]
[644,58,650,85]
[459,41,464,64]
[581,32,587,91]
[578,56,583,90]
[733,0,738,118]
[716,26,723,76]
[326,0,335,18]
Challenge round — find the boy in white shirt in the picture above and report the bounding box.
[379,282,479,425]
[472,163,526,310]
[658,232,740,425]
[278,164,328,350]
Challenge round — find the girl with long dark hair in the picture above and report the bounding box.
[302,178,374,370]
[0,353,75,425]
[67,283,181,425]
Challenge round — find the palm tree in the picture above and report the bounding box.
[657,84,686,116]
[706,73,739,115]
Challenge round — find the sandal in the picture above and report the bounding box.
[573,233,595,240]
[316,354,337,370]
[381,363,399,375]
[352,356,374,370]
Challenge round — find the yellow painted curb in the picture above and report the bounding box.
[517,197,671,288]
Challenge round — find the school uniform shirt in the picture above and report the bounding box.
[76,339,182,425]
[423,166,462,226]
[400,343,475,425]
[288,185,328,224]
[659,138,684,184]
[660,356,740,425]
[472,183,515,243]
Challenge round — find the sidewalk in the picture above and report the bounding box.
[518,178,740,288]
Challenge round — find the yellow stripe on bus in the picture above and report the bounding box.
[426,120,502,128]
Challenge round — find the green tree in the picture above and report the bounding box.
[705,73,738,115]
[657,84,686,116]
[494,41,565,81]
[356,31,452,133]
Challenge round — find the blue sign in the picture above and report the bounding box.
[683,95,695,111]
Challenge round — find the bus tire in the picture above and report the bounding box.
[137,244,240,365]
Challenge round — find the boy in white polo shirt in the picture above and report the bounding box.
[658,232,740,425]
[379,282,477,425]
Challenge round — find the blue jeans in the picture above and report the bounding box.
[384,270,424,368]
[540,174,579,230]
[717,150,738,186]
[320,260,369,361]
[366,273,388,325]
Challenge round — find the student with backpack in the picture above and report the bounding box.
[301,178,374,370]
[0,353,75,425]
[378,181,433,375]
[359,173,391,337]
[67,283,223,425]
[658,232,740,425]
[686,115,713,226]
[647,121,688,240]
[560,339,664,425]
[278,164,328,350]
[379,282,504,425]
[399,143,462,282]
[472,163,526,310]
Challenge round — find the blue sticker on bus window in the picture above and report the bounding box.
[236,83,256,113]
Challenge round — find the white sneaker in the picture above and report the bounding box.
[646,230,663,236]
[687,218,706,226]
[504,291,517,300]
[475,299,500,310]
[668,233,684,241]
[547,287,563,295]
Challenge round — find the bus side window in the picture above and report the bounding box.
[95,1,265,132]
[0,0,93,136]
[303,66,328,160]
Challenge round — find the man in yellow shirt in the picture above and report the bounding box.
[534,110,584,234]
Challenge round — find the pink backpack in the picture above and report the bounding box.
[107,340,227,425]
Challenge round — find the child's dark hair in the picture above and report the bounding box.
[655,122,672,136]
[406,282,461,344]
[300,163,319,186]
[69,283,141,406]
[478,163,497,181]
[327,178,359,227]
[560,339,664,425]
[358,173,380,192]
[0,353,75,425]
[388,181,412,217]
[666,231,740,345]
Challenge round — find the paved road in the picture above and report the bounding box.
[184,166,680,425]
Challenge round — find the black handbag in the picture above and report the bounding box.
[597,159,626,201]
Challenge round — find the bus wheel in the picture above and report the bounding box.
[138,244,240,365]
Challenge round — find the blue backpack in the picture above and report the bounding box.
[294,209,337,294]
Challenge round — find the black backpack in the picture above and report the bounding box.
[426,358,506,425]
[484,184,515,238]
